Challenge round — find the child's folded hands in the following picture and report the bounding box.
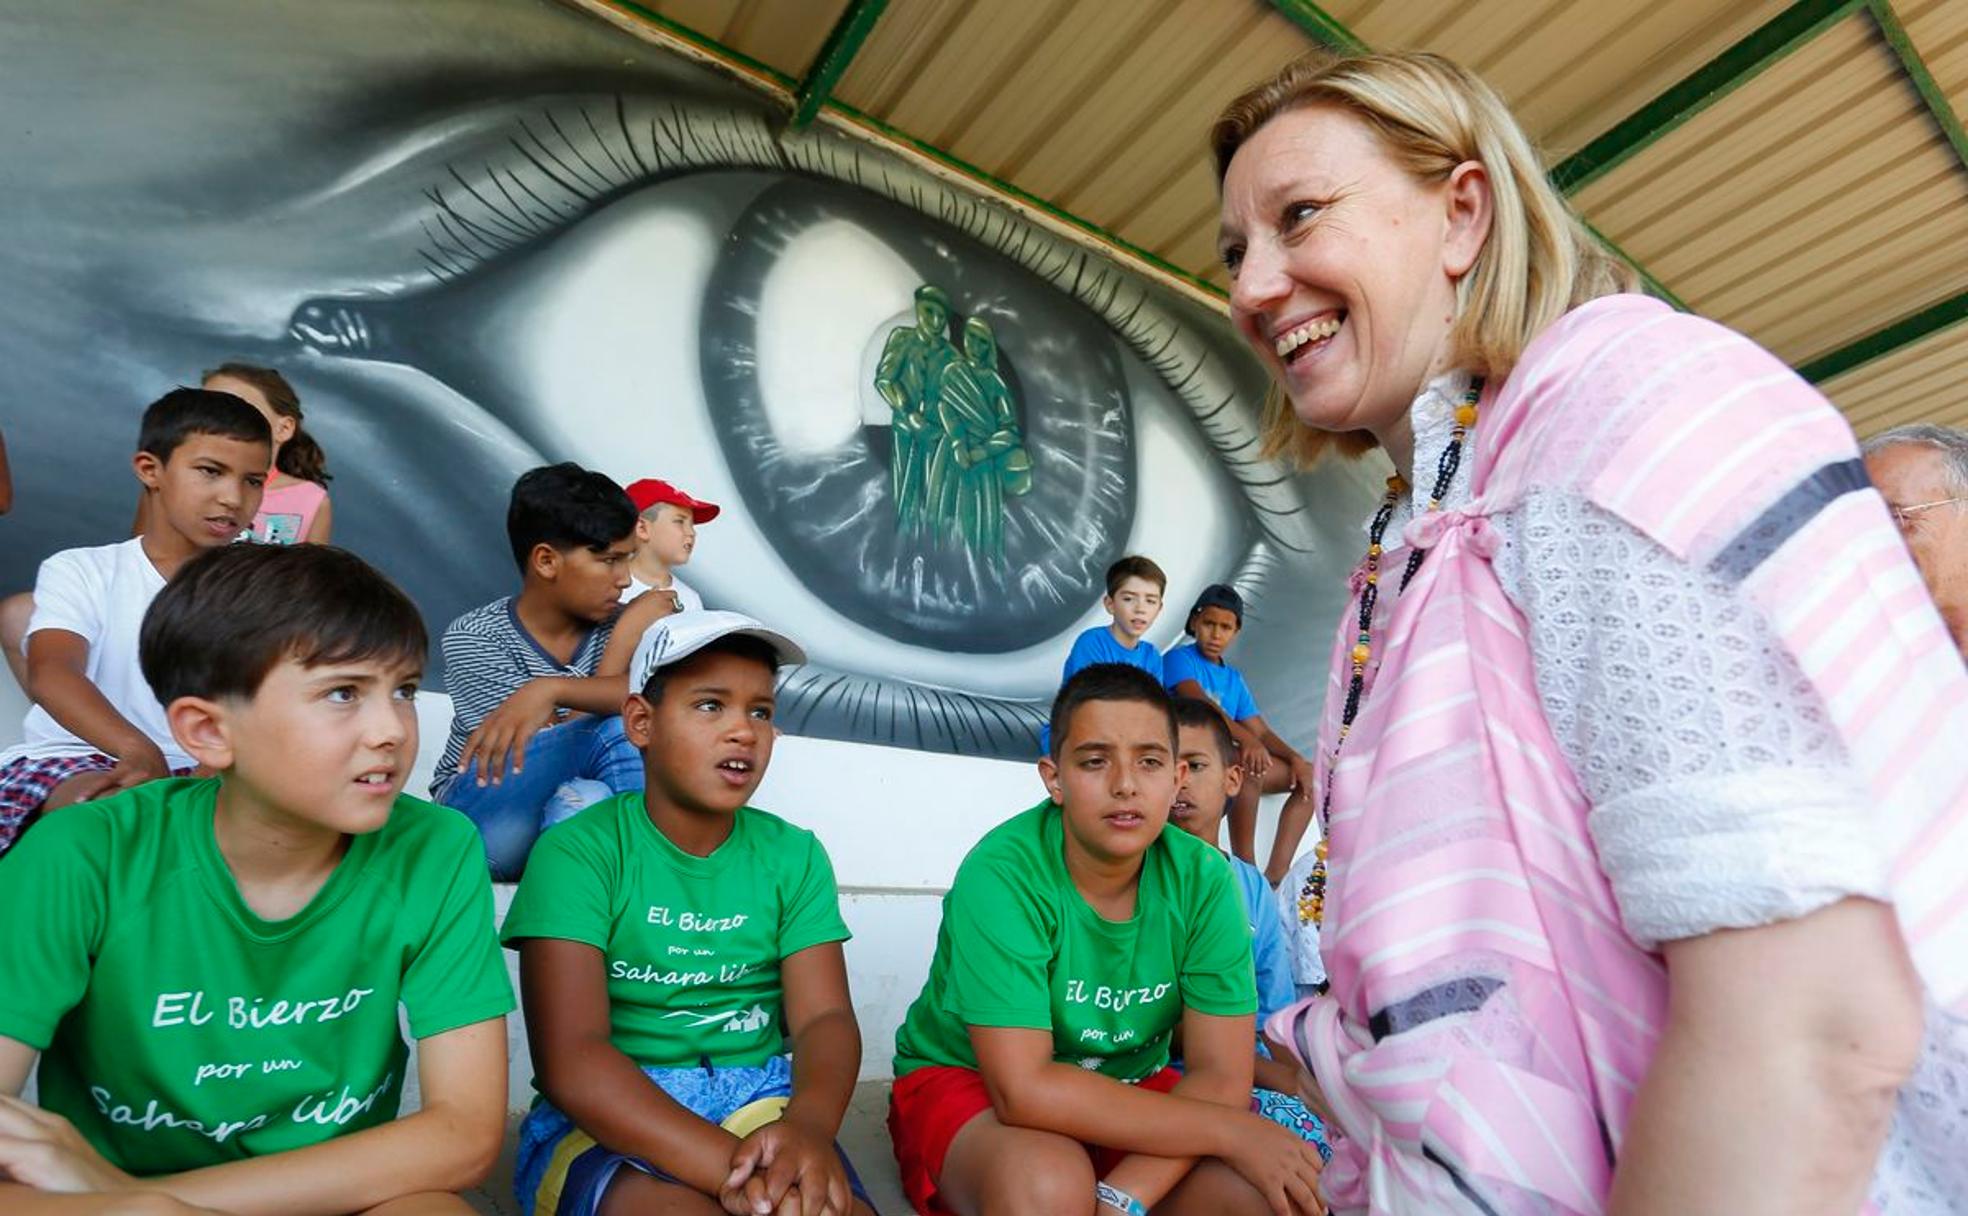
[720,1116,851,1216]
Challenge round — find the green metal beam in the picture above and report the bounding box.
[1865,0,1968,176]
[791,0,891,131]
[1550,0,1864,194]
[1580,218,1690,312]
[1798,289,1968,384]
[1268,1,1369,53]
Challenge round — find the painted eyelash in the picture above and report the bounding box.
[416,96,780,281]
[412,94,1311,548]
[775,666,1046,756]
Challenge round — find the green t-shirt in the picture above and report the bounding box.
[0,778,514,1176]
[500,794,850,1072]
[892,801,1255,1081]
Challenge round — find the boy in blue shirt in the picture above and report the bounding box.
[1167,695,1330,1159]
[1163,585,1314,883]
[1061,555,1167,684]
[1042,556,1167,754]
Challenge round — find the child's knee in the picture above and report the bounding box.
[983,1144,1097,1214]
[545,778,612,828]
[357,1192,480,1216]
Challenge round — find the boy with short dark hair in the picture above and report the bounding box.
[0,388,272,855]
[1164,584,1315,882]
[889,664,1325,1216]
[504,610,878,1216]
[433,462,676,879]
[1168,696,1330,1159]
[622,477,719,613]
[0,542,513,1216]
[1062,556,1169,685]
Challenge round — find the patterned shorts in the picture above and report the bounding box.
[0,753,115,856]
[0,754,196,856]
[1252,1085,1333,1162]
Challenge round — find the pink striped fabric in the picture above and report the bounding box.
[1270,294,1968,1213]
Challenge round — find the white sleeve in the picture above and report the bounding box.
[1490,491,1888,948]
[26,548,107,645]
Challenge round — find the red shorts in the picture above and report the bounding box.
[886,1065,1182,1216]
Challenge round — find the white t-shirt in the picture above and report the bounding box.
[1,538,193,770]
[620,574,702,613]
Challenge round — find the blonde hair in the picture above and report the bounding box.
[1211,51,1636,466]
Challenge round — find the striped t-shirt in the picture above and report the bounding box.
[432,597,613,790]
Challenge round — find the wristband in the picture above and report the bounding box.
[1095,1181,1149,1216]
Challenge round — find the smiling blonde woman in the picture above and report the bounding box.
[1216,51,1968,1215]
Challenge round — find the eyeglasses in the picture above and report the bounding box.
[1888,497,1968,529]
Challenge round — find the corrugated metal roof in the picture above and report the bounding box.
[573,0,1968,435]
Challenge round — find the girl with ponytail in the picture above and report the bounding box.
[201,362,333,544]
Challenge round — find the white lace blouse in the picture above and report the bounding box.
[1290,373,1965,1211]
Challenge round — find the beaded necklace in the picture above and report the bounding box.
[1298,378,1482,929]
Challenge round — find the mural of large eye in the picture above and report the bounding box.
[282,95,1324,759]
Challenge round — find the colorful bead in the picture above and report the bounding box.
[1455,404,1478,428]
[1350,642,1371,665]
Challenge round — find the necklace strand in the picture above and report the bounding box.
[1299,378,1482,930]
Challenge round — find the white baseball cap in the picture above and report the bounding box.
[629,610,806,693]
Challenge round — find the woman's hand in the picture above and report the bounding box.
[0,1096,134,1192]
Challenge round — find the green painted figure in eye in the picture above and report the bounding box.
[931,316,1033,562]
[874,285,959,535]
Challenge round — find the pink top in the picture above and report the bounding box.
[249,478,327,545]
[1270,295,1968,1213]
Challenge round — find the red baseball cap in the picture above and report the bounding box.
[626,478,720,523]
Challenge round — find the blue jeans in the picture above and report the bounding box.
[437,714,642,879]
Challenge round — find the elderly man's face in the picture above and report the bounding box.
[1865,442,1968,611]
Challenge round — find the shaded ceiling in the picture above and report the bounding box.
[565,0,1968,436]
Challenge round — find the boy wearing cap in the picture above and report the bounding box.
[1162,585,1315,884]
[623,478,718,614]
[432,464,676,880]
[502,611,879,1216]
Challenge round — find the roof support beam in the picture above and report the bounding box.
[1798,289,1968,385]
[790,0,890,130]
[1550,0,1864,194]
[1865,0,1968,176]
[1268,1,1368,53]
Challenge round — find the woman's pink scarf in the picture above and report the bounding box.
[1269,295,1968,1213]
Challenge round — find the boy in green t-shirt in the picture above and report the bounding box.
[0,543,515,1216]
[888,664,1326,1216]
[502,611,877,1216]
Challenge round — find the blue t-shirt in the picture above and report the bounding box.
[1061,625,1163,684]
[1042,627,1166,753]
[1230,856,1295,1031]
[1163,642,1259,722]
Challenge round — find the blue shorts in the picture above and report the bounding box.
[514,1056,878,1216]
